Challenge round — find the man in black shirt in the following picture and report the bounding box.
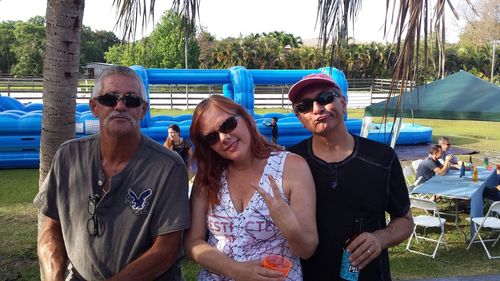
[287,73,413,281]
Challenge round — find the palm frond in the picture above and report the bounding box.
[171,0,200,37]
[316,0,475,126]
[112,0,201,44]
[113,0,156,42]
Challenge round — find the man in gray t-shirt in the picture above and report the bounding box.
[34,66,190,280]
[416,144,453,183]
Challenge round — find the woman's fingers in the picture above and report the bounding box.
[251,182,272,205]
[267,175,282,199]
[251,175,284,204]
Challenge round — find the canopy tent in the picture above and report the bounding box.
[365,71,500,122]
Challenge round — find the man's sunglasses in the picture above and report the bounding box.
[293,91,341,113]
[95,92,144,108]
[202,115,239,145]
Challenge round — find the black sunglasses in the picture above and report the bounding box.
[202,115,239,145]
[87,195,99,237]
[95,92,143,108]
[293,91,341,113]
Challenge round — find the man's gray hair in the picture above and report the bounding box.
[438,136,450,144]
[91,66,147,100]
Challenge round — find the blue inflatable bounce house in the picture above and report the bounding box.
[0,66,432,168]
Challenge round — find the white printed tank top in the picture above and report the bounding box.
[199,151,302,281]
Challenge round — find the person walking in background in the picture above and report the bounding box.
[286,73,413,281]
[35,66,190,280]
[164,123,194,175]
[417,144,453,183]
[184,95,318,280]
[263,116,279,144]
[438,136,463,169]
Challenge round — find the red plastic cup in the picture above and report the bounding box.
[262,255,292,277]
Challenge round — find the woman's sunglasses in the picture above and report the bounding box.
[202,115,239,145]
[293,91,341,113]
[95,92,144,108]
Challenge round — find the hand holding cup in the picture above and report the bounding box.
[262,255,292,277]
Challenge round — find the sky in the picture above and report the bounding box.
[0,0,463,43]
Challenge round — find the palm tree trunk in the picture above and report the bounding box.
[40,0,84,185]
[38,0,84,278]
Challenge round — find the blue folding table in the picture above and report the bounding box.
[411,167,497,241]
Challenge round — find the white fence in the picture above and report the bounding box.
[0,78,405,109]
[1,87,375,109]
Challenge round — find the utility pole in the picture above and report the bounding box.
[184,0,189,109]
[491,40,499,82]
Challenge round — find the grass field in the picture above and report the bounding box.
[1,108,499,280]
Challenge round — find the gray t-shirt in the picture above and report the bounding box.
[416,156,442,183]
[34,134,190,280]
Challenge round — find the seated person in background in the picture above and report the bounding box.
[416,144,453,183]
[483,165,500,201]
[438,136,463,169]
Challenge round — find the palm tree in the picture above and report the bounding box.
[40,0,84,186]
[315,0,471,122]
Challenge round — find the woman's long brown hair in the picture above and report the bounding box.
[190,95,281,208]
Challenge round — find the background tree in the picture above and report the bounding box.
[0,21,18,74]
[149,10,199,68]
[80,27,120,65]
[262,31,303,48]
[105,10,199,68]
[458,0,500,48]
[11,16,45,76]
[196,28,216,69]
[0,17,120,76]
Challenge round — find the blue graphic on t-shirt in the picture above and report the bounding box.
[126,189,152,215]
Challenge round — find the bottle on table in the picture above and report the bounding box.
[472,164,478,182]
[460,162,466,178]
[484,157,489,169]
[340,218,363,281]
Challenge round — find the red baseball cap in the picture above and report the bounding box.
[288,73,341,103]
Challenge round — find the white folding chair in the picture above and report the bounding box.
[467,201,500,259]
[412,159,423,173]
[406,197,448,258]
[403,166,423,194]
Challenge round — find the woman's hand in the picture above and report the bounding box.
[231,260,285,281]
[251,175,296,227]
[251,156,318,259]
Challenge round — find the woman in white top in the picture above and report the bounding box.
[185,95,318,281]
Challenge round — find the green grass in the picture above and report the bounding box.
[2,169,499,280]
[1,112,499,280]
[0,169,40,281]
[389,203,500,280]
